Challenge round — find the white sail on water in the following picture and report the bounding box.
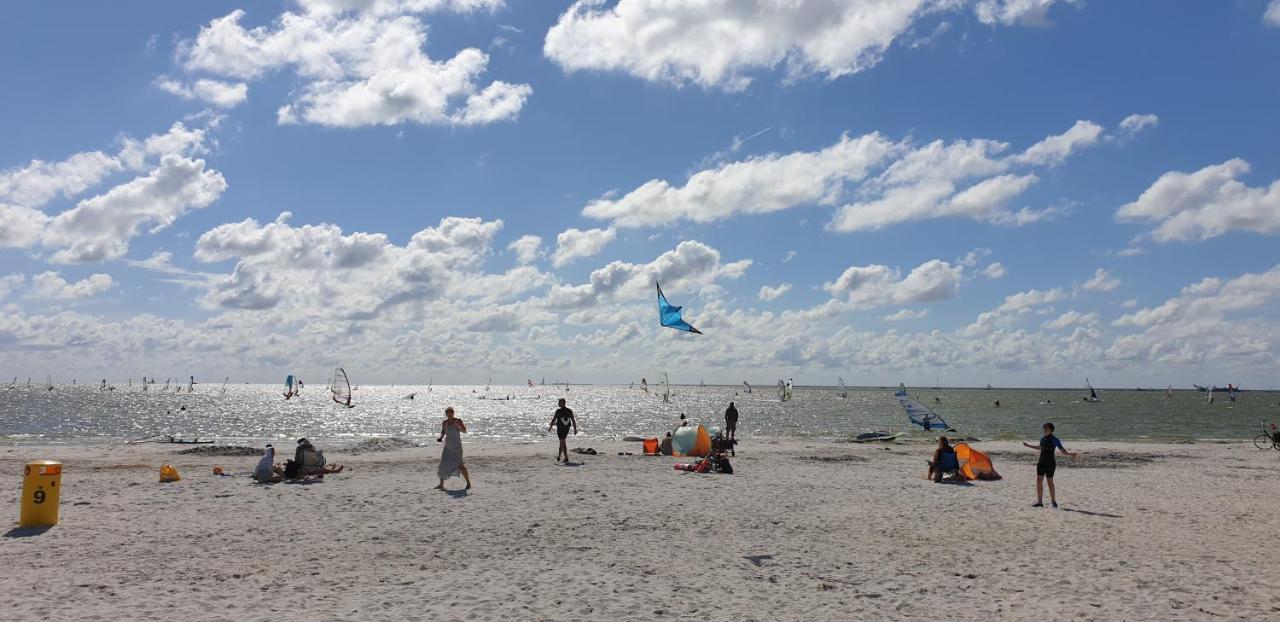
[331,367,353,407]
[838,377,848,399]
[660,372,670,403]
[743,381,751,394]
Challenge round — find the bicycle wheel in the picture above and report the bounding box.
[1255,434,1275,450]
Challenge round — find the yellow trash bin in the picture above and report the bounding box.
[20,460,62,528]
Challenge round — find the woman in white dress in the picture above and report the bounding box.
[435,406,471,490]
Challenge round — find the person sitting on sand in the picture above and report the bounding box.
[253,444,283,483]
[290,438,344,478]
[926,436,957,482]
[1023,422,1078,508]
[659,432,673,456]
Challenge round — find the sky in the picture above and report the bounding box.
[2,0,1279,388]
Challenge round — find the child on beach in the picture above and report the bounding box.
[1023,422,1078,508]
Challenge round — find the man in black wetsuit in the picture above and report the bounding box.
[548,398,578,463]
[724,402,739,441]
[1023,422,1078,508]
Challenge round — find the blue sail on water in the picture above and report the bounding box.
[285,375,294,391]
[894,383,952,431]
[656,283,703,334]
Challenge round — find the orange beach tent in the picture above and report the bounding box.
[954,443,1001,481]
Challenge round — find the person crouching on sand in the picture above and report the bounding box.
[1023,422,1078,508]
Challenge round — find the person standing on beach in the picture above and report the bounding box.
[1023,422,1078,508]
[436,407,471,490]
[548,398,578,463]
[724,402,739,441]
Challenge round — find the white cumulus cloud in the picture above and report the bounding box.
[42,155,227,263]
[882,308,927,321]
[28,271,116,300]
[823,259,964,309]
[982,262,1007,279]
[552,227,616,267]
[180,6,530,127]
[1082,268,1121,292]
[155,77,249,109]
[507,234,543,265]
[1116,158,1280,242]
[758,283,792,301]
[1117,113,1158,139]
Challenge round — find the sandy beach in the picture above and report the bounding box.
[3,438,1278,621]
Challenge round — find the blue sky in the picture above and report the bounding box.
[2,0,1279,388]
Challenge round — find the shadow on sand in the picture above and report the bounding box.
[445,489,470,499]
[5,526,53,538]
[1060,507,1122,519]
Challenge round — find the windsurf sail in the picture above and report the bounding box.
[776,380,786,401]
[46,375,54,391]
[220,377,228,394]
[187,376,196,393]
[163,377,170,391]
[640,378,649,394]
[894,383,952,431]
[331,367,353,407]
[656,283,703,334]
[1206,387,1214,404]
[284,374,296,400]
[427,377,433,393]
[1085,378,1100,401]
[660,372,670,403]
[838,377,848,399]
[743,381,751,394]
[785,379,794,401]
[1165,384,1173,398]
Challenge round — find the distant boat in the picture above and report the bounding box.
[1083,378,1101,403]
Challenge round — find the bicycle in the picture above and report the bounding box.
[1254,422,1280,450]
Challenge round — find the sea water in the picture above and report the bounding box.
[1,383,1276,445]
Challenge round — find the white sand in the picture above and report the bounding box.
[3,438,1279,621]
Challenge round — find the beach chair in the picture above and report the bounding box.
[642,438,660,456]
[294,448,328,480]
[933,451,961,483]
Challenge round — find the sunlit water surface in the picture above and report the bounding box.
[2,383,1277,445]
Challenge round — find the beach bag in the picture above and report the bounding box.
[283,459,299,479]
[715,455,733,474]
[159,464,181,483]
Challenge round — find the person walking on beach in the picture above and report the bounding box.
[724,402,739,441]
[549,398,578,463]
[436,407,471,490]
[1023,422,1078,508]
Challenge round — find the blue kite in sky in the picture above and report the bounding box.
[656,283,702,334]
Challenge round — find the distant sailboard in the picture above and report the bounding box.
[894,383,953,431]
[331,367,353,408]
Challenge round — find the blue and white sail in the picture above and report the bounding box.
[894,383,952,431]
[656,283,703,334]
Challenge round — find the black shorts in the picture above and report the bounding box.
[1036,460,1056,478]
[725,421,737,430]
[556,428,570,440]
